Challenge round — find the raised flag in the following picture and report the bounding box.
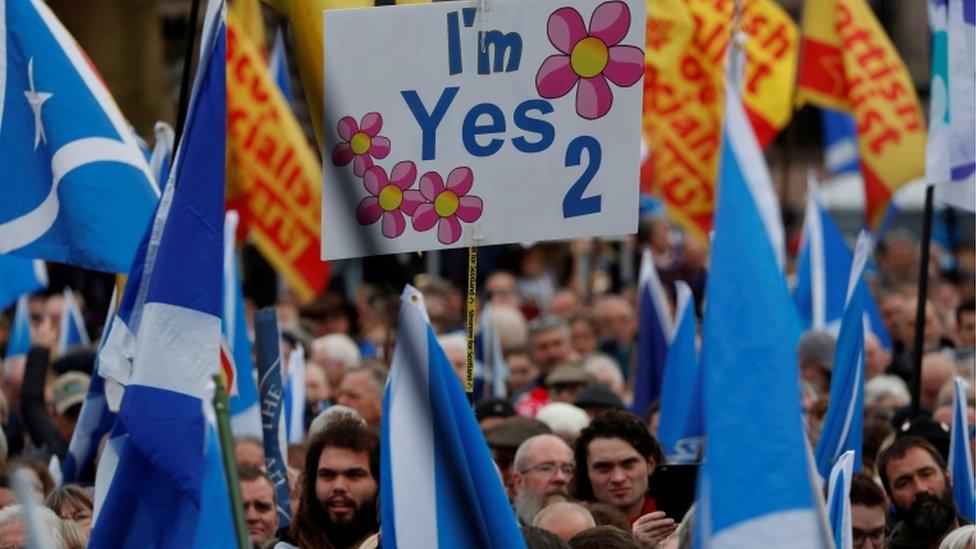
[0,256,46,310]
[284,342,306,443]
[57,287,90,355]
[821,109,860,176]
[796,0,926,230]
[254,308,292,527]
[631,249,673,417]
[0,0,159,273]
[223,211,261,438]
[89,1,230,545]
[481,302,508,399]
[381,286,525,549]
[825,450,855,549]
[269,28,293,103]
[814,232,871,478]
[950,376,975,522]
[4,294,31,359]
[225,11,329,303]
[148,122,175,191]
[194,383,239,548]
[695,50,830,547]
[657,281,703,464]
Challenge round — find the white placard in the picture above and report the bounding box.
[322,0,645,260]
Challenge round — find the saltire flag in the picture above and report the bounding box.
[793,177,891,349]
[194,383,239,548]
[89,1,230,546]
[631,248,673,417]
[225,10,329,303]
[4,294,31,359]
[657,281,703,464]
[61,286,120,485]
[796,0,926,230]
[820,109,860,176]
[825,450,855,549]
[0,0,160,273]
[381,285,525,549]
[223,210,261,438]
[481,302,508,399]
[0,255,46,310]
[269,28,293,103]
[949,376,975,522]
[57,287,90,354]
[694,50,830,547]
[927,0,976,212]
[283,342,306,443]
[148,122,175,190]
[814,232,872,478]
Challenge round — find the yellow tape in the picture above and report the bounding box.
[464,246,478,394]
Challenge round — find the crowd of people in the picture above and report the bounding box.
[0,216,973,548]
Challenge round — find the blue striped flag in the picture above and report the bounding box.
[149,122,175,190]
[223,210,260,438]
[5,294,32,359]
[481,302,508,399]
[0,0,159,273]
[57,287,90,354]
[825,450,855,549]
[814,232,872,477]
[283,342,306,443]
[89,1,232,546]
[820,109,860,176]
[268,28,293,104]
[950,376,975,521]
[657,281,703,463]
[254,308,292,527]
[631,249,673,416]
[381,286,525,549]
[0,255,46,310]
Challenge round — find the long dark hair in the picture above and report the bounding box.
[572,410,664,501]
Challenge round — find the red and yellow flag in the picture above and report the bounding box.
[797,0,926,229]
[643,0,798,244]
[226,12,329,303]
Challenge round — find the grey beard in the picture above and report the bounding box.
[516,489,570,525]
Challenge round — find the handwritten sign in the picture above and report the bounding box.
[321,0,645,260]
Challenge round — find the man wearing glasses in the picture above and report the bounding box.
[511,434,575,525]
[849,473,887,549]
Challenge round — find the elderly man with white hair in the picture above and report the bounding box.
[512,434,576,526]
[864,375,911,421]
[533,502,595,541]
[309,334,362,392]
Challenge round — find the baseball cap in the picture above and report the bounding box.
[52,372,90,415]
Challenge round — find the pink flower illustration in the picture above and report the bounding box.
[331,112,392,177]
[413,167,483,245]
[535,1,644,120]
[356,161,423,239]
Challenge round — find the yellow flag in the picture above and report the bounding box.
[226,11,328,302]
[797,0,926,229]
[231,0,268,54]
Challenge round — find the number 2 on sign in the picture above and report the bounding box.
[563,136,602,218]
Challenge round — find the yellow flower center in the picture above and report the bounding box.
[350,132,372,155]
[570,37,609,78]
[434,191,460,217]
[378,184,403,211]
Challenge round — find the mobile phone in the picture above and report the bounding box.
[648,464,699,522]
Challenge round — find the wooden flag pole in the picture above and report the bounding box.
[212,374,250,549]
[465,246,478,403]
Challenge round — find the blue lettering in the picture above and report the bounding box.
[447,12,462,75]
[401,87,460,161]
[462,103,506,157]
[512,100,554,153]
[563,136,602,218]
[477,30,522,74]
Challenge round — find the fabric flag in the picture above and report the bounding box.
[796,0,926,230]
[657,281,703,464]
[4,294,31,359]
[225,11,328,303]
[0,255,46,310]
[631,249,673,417]
[825,450,855,549]
[381,285,525,549]
[229,0,267,53]
[254,308,292,527]
[950,376,975,522]
[61,287,120,485]
[57,287,90,354]
[194,383,239,548]
[481,302,508,399]
[821,109,860,176]
[148,122,175,191]
[0,0,159,273]
[794,177,892,349]
[642,0,798,244]
[695,54,830,547]
[12,468,57,549]
[89,1,229,546]
[927,0,976,212]
[284,342,306,443]
[269,28,293,104]
[814,232,871,478]
[223,211,261,438]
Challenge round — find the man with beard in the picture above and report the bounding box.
[878,436,970,548]
[274,415,379,548]
[512,434,575,525]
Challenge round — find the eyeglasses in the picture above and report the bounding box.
[521,462,575,477]
[852,526,885,548]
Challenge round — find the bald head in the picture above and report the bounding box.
[920,352,954,411]
[533,502,595,541]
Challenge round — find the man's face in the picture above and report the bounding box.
[311,347,347,388]
[336,371,382,425]
[586,437,652,516]
[529,328,570,371]
[885,447,949,512]
[851,504,886,549]
[595,301,636,343]
[569,320,598,357]
[315,447,378,525]
[958,311,976,349]
[241,478,278,546]
[507,353,538,392]
[863,337,889,380]
[513,438,574,523]
[549,382,587,404]
[235,441,265,470]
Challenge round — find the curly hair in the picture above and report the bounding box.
[572,410,664,502]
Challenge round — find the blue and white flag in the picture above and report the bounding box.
[283,342,306,443]
[62,287,120,485]
[381,286,525,549]
[57,287,90,354]
[254,307,292,527]
[821,109,860,176]
[0,0,159,273]
[149,121,175,191]
[825,450,855,549]
[481,302,508,399]
[268,28,293,104]
[4,294,31,359]
[794,177,891,349]
[695,57,830,548]
[89,1,229,545]
[657,281,703,464]
[194,383,238,548]
[223,210,260,438]
[815,232,872,478]
[0,255,46,310]
[950,376,975,522]
[631,249,673,416]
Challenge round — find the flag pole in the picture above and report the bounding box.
[172,0,204,152]
[212,374,250,549]
[909,186,936,418]
[464,246,478,403]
